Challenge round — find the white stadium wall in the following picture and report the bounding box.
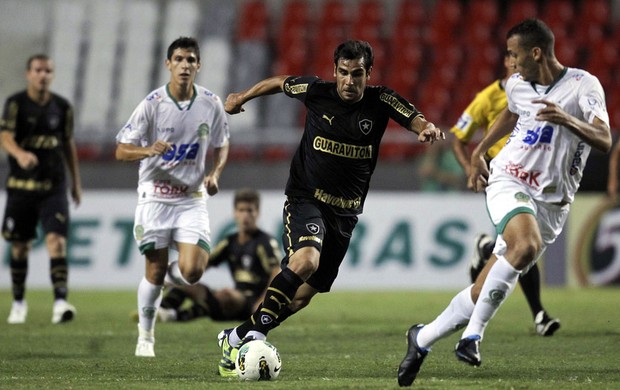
[0,191,615,290]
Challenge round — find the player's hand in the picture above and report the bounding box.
[468,154,489,193]
[533,99,570,125]
[417,124,445,144]
[204,174,219,196]
[224,92,246,115]
[149,140,172,157]
[16,151,38,170]
[71,185,82,207]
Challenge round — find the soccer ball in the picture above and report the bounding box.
[235,340,282,381]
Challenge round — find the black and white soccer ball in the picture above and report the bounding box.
[235,339,282,381]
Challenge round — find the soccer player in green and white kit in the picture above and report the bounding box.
[217,40,444,377]
[115,37,230,357]
[398,19,611,386]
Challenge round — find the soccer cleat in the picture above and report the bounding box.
[397,324,429,387]
[157,307,178,323]
[135,325,155,357]
[534,310,561,336]
[7,301,28,324]
[52,300,76,324]
[455,335,482,366]
[218,328,238,377]
[470,234,494,282]
[217,329,256,377]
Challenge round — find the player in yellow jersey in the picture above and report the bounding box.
[450,53,560,337]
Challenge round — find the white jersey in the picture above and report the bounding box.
[489,68,609,204]
[116,84,230,204]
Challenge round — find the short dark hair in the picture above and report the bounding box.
[333,40,374,72]
[167,37,200,62]
[234,188,260,209]
[26,54,50,70]
[506,18,555,57]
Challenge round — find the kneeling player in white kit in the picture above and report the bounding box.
[115,37,230,357]
[398,18,611,386]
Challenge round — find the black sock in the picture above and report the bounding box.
[10,256,28,301]
[161,287,187,309]
[236,268,303,338]
[519,263,544,318]
[271,307,295,330]
[50,257,68,300]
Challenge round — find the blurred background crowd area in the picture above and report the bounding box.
[0,0,618,191]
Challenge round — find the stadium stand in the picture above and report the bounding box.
[0,0,618,163]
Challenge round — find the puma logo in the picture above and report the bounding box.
[322,114,334,125]
[269,295,287,310]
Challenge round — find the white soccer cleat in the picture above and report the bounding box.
[157,307,177,322]
[52,300,76,324]
[135,325,155,357]
[7,301,28,324]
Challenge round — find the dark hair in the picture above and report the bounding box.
[234,188,260,209]
[333,40,374,72]
[506,18,555,57]
[26,54,50,70]
[167,36,201,62]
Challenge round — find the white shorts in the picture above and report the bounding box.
[133,200,211,254]
[486,179,569,266]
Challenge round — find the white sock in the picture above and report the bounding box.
[165,260,192,286]
[229,328,241,346]
[462,256,521,339]
[137,277,163,333]
[246,330,266,341]
[416,285,475,349]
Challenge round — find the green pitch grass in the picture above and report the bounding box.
[1,288,619,389]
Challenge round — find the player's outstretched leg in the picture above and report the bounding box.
[397,324,429,387]
[217,328,255,377]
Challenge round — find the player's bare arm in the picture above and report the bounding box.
[115,140,173,161]
[409,116,445,144]
[607,141,620,201]
[469,108,518,192]
[225,75,289,114]
[452,137,472,176]
[205,141,229,196]
[533,99,611,153]
[0,130,38,170]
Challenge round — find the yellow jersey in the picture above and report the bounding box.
[450,79,510,160]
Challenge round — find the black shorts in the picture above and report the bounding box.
[281,197,358,292]
[2,190,69,242]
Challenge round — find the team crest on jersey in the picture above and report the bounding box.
[48,115,60,129]
[359,119,373,135]
[515,192,530,203]
[241,254,252,269]
[306,223,320,235]
[135,225,144,240]
[197,123,209,138]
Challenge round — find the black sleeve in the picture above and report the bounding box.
[208,237,230,267]
[283,76,320,103]
[377,86,424,129]
[1,96,18,133]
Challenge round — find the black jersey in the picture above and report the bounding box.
[209,229,281,299]
[0,91,73,194]
[283,76,423,216]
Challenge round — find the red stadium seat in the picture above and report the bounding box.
[235,0,268,41]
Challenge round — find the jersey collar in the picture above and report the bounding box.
[530,67,568,94]
[166,84,197,111]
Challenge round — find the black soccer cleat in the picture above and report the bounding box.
[534,310,561,336]
[397,324,429,387]
[455,335,482,366]
[470,234,494,282]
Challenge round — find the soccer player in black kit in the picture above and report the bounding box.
[217,40,444,376]
[1,54,82,324]
[154,188,281,322]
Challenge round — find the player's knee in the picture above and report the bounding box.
[45,233,66,257]
[179,263,203,284]
[509,237,541,269]
[11,242,31,259]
